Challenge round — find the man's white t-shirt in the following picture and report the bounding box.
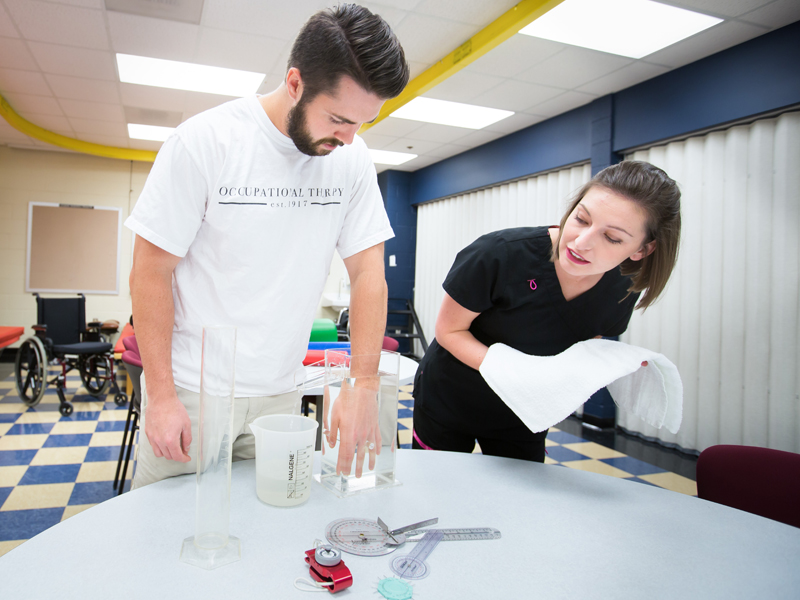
[125,96,394,396]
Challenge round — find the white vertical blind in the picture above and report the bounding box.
[621,111,800,453]
[414,163,591,357]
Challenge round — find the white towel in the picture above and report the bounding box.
[478,339,682,434]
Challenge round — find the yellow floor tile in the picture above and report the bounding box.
[562,459,633,478]
[0,423,13,436]
[62,504,94,521]
[399,385,413,393]
[0,381,16,389]
[398,428,412,446]
[472,442,481,454]
[563,442,626,460]
[398,392,413,400]
[98,410,130,421]
[1,483,74,511]
[73,401,105,412]
[638,472,698,496]
[50,421,97,434]
[0,404,26,414]
[15,411,62,424]
[0,434,48,450]
[544,456,559,465]
[31,446,88,466]
[0,540,26,558]
[77,461,125,483]
[545,438,558,447]
[90,432,124,447]
[38,396,61,404]
[0,465,28,487]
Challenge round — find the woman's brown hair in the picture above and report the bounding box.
[553,161,681,310]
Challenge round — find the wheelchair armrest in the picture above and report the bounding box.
[32,325,47,340]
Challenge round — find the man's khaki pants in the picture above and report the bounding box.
[132,375,301,489]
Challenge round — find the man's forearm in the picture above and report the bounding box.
[347,268,387,379]
[130,254,178,402]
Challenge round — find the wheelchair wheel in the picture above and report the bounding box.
[79,354,112,397]
[115,392,128,406]
[60,402,74,417]
[15,337,48,407]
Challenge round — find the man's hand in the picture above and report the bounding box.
[327,382,381,477]
[145,392,192,463]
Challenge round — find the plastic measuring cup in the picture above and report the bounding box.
[249,415,318,507]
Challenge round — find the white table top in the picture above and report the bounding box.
[2,450,799,599]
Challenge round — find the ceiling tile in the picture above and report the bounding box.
[738,0,800,28]
[644,20,769,68]
[382,137,443,155]
[481,112,546,134]
[46,0,105,7]
[472,79,563,112]
[182,92,236,119]
[657,0,773,19]
[19,113,73,135]
[423,70,505,103]
[423,142,470,159]
[0,3,19,38]
[516,47,634,90]
[450,128,506,149]
[119,83,187,111]
[4,92,62,115]
[68,117,127,136]
[0,37,39,70]
[406,60,431,80]
[257,73,286,96]
[413,0,518,26]
[389,154,441,171]
[194,29,286,74]
[358,2,411,29]
[0,120,38,143]
[393,13,478,63]
[404,123,474,144]
[0,68,50,96]
[77,133,130,147]
[107,11,198,61]
[367,117,423,138]
[358,131,399,150]
[201,0,328,40]
[468,35,567,79]
[5,0,109,50]
[45,74,121,104]
[526,90,596,120]
[28,42,117,80]
[576,62,671,96]
[124,106,182,127]
[59,98,125,122]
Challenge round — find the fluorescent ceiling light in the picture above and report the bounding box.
[117,53,265,96]
[369,149,417,166]
[391,97,513,129]
[128,123,175,142]
[519,0,723,59]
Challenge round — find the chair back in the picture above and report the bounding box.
[696,445,800,528]
[121,350,143,410]
[36,294,86,345]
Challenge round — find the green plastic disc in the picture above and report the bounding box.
[377,577,413,600]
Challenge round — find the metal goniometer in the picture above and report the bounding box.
[325,518,399,557]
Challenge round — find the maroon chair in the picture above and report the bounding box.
[696,445,800,528]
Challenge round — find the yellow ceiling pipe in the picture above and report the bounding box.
[360,0,565,134]
[0,94,157,162]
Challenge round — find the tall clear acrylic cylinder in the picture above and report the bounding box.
[180,326,240,570]
[316,349,400,497]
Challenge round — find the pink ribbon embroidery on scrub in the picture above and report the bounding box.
[528,279,537,291]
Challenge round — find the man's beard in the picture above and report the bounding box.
[286,98,344,157]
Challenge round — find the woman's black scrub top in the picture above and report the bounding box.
[414,226,640,437]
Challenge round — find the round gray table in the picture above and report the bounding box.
[2,450,798,599]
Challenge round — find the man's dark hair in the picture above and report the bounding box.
[288,4,409,101]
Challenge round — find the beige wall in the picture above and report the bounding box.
[0,146,343,350]
[0,146,149,346]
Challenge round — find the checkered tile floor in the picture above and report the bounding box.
[0,375,696,558]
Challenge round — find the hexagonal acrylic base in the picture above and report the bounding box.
[180,535,241,570]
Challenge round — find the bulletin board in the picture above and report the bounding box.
[26,202,122,295]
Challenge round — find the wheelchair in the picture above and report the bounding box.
[15,294,127,416]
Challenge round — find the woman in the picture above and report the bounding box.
[412,160,681,462]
